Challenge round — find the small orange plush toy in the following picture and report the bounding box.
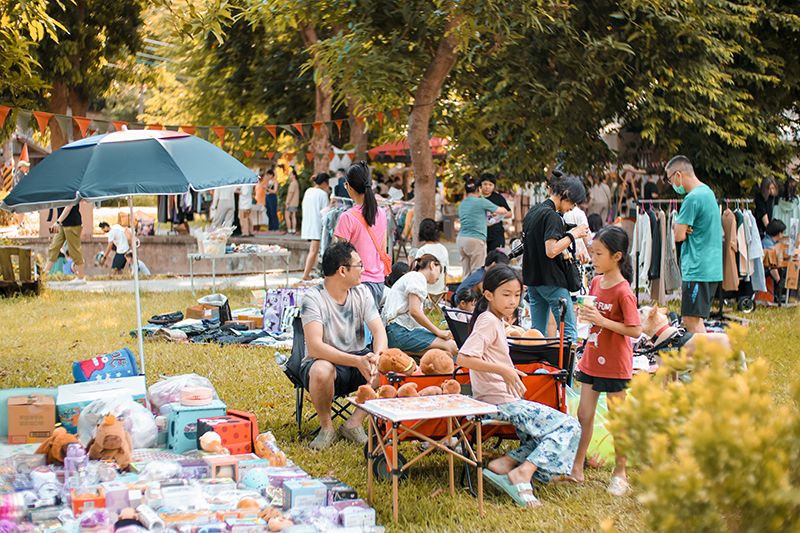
[86,414,133,470]
[355,385,377,404]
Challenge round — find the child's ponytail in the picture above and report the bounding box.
[619,253,633,284]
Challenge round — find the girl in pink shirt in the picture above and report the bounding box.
[335,161,388,310]
[457,265,581,508]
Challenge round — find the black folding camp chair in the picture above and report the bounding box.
[284,316,355,438]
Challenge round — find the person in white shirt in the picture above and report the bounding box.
[414,218,449,302]
[301,173,332,280]
[237,185,254,236]
[588,174,612,222]
[210,187,236,228]
[124,252,151,276]
[98,222,132,275]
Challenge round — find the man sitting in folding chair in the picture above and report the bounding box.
[299,241,388,450]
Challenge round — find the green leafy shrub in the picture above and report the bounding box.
[609,325,800,532]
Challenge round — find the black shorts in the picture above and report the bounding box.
[111,253,128,270]
[300,358,368,397]
[681,281,718,319]
[576,371,628,394]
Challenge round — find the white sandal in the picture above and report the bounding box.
[607,476,629,496]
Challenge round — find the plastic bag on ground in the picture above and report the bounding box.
[147,373,220,414]
[77,394,158,449]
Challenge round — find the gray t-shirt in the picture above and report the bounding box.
[300,282,380,364]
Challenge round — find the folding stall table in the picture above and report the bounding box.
[187,250,291,293]
[351,395,498,523]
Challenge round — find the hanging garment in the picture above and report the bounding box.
[741,210,755,279]
[721,208,739,292]
[647,209,662,281]
[630,210,652,289]
[650,210,668,304]
[664,210,682,291]
[773,197,800,228]
[745,210,767,292]
[735,210,749,278]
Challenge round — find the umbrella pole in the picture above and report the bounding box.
[129,195,145,375]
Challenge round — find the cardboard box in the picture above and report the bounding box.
[203,455,240,480]
[56,376,147,434]
[186,305,220,320]
[235,315,263,328]
[7,394,56,444]
[283,479,327,510]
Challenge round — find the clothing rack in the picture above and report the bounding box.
[632,197,756,313]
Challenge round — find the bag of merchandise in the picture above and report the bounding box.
[77,394,158,449]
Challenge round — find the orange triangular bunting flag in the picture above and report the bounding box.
[334,119,344,136]
[266,125,277,139]
[375,112,384,126]
[111,121,128,131]
[244,150,254,158]
[286,152,295,162]
[265,151,276,160]
[147,124,163,130]
[212,126,226,142]
[291,123,304,138]
[327,153,336,161]
[305,152,314,162]
[312,122,324,136]
[73,117,93,137]
[0,105,10,126]
[356,116,365,128]
[180,125,195,135]
[32,111,53,133]
[19,144,29,164]
[392,109,400,121]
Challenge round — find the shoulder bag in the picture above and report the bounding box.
[350,209,392,276]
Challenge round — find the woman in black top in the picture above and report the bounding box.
[479,173,510,252]
[754,176,778,236]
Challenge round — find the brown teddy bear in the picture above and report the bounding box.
[419,385,443,396]
[441,379,462,395]
[397,383,419,397]
[355,385,377,404]
[87,414,133,470]
[378,349,418,375]
[377,385,397,399]
[420,349,455,375]
[35,427,83,465]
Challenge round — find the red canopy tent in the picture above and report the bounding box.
[368,137,449,160]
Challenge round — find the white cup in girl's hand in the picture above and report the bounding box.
[576,295,596,323]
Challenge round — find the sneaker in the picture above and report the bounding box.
[309,429,337,451]
[67,277,87,285]
[338,424,368,446]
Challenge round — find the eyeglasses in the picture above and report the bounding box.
[343,262,364,270]
[667,171,679,184]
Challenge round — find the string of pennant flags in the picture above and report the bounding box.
[0,104,445,162]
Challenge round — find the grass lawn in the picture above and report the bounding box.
[1,287,797,532]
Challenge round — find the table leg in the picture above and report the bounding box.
[262,256,267,291]
[448,417,455,496]
[367,416,374,505]
[190,259,195,294]
[392,424,398,523]
[212,259,216,293]
[285,255,289,288]
[477,419,484,518]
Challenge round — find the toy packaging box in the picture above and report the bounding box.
[283,479,327,510]
[197,416,252,454]
[56,376,147,433]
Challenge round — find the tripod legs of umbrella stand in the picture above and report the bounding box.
[129,196,145,375]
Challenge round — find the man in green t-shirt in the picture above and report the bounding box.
[668,155,723,333]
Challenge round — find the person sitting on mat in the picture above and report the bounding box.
[456,264,581,508]
[299,241,388,451]
[382,254,458,356]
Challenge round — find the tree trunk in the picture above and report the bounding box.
[68,90,88,141]
[298,19,333,176]
[347,97,368,160]
[50,80,69,150]
[408,17,461,246]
